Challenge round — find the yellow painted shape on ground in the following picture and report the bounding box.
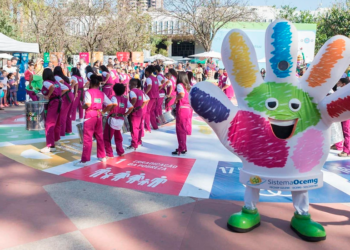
[199,126,212,135]
[0,139,96,170]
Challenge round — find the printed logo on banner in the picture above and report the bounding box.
[209,161,350,203]
[62,152,196,195]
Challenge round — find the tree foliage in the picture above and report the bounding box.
[0,0,152,57]
[316,2,350,52]
[163,0,255,51]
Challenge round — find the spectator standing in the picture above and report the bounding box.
[195,63,203,82]
[0,70,8,108]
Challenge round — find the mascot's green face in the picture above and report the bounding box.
[245,82,321,139]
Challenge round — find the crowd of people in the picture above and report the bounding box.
[1,56,234,166]
[2,55,349,161]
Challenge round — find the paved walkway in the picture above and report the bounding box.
[1,106,350,249]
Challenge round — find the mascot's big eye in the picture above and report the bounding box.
[289,98,301,112]
[265,98,278,110]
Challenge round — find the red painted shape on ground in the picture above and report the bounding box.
[0,154,76,249]
[227,110,288,168]
[62,152,196,195]
[327,95,350,118]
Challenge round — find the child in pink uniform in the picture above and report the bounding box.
[104,84,134,156]
[187,71,197,86]
[85,65,95,83]
[335,78,350,157]
[127,79,149,150]
[144,65,159,131]
[70,67,89,122]
[119,69,130,96]
[54,66,75,136]
[165,69,177,112]
[100,65,114,99]
[108,65,119,84]
[221,70,235,100]
[217,69,224,88]
[155,65,166,121]
[172,72,192,155]
[75,75,113,166]
[40,68,62,153]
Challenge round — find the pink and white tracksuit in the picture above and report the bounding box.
[81,89,106,162]
[218,74,225,89]
[144,75,159,131]
[104,95,128,156]
[176,83,192,152]
[335,120,350,154]
[71,76,84,121]
[121,73,130,96]
[110,70,119,84]
[166,76,176,112]
[102,72,115,99]
[222,76,234,99]
[60,81,74,135]
[156,73,165,118]
[42,81,62,147]
[129,88,144,149]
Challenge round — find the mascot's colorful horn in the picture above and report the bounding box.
[189,19,350,242]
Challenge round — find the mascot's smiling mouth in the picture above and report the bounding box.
[269,118,298,140]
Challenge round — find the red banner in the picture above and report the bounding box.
[116,52,130,62]
[62,152,196,195]
[79,52,90,64]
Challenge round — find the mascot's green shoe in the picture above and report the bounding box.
[290,212,326,242]
[227,207,260,233]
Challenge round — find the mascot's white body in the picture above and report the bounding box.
[189,19,350,241]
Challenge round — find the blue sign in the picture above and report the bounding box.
[209,161,350,203]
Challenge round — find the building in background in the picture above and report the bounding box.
[149,6,329,58]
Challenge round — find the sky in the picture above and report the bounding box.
[248,0,341,10]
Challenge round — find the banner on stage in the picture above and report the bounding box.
[116,52,130,62]
[132,52,144,63]
[79,52,90,64]
[92,52,103,64]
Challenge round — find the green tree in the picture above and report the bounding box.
[0,9,18,38]
[316,2,350,52]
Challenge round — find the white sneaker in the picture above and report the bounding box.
[98,157,107,162]
[55,141,61,146]
[74,161,88,167]
[40,147,56,153]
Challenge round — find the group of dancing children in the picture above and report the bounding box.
[38,64,193,166]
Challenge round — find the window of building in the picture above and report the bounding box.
[159,21,163,34]
[172,41,195,57]
[154,21,157,33]
[170,21,174,34]
[165,21,168,34]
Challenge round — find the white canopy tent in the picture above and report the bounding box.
[0,53,13,59]
[189,51,221,59]
[148,54,174,62]
[0,33,39,53]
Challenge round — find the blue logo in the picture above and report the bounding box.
[304,38,310,44]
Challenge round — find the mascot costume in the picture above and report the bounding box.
[189,20,350,242]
